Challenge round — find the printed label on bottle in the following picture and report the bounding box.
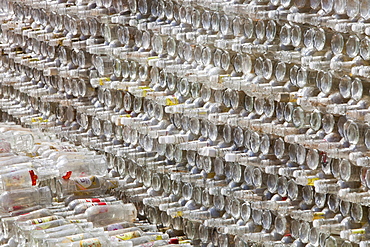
[99,77,110,86]
[155,235,163,240]
[63,233,85,243]
[175,211,183,217]
[68,219,86,223]
[179,240,192,244]
[89,198,103,202]
[289,93,298,103]
[142,89,152,97]
[31,117,41,122]
[218,74,230,84]
[96,202,108,206]
[35,223,52,230]
[307,177,319,186]
[79,238,102,247]
[4,173,26,188]
[31,117,48,123]
[313,212,325,220]
[76,203,109,213]
[352,229,366,234]
[147,56,159,60]
[75,176,100,191]
[115,231,141,240]
[166,98,179,106]
[138,86,153,97]
[31,216,57,225]
[76,198,102,203]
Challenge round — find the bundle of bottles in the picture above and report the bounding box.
[0,124,192,247]
[0,0,369,246]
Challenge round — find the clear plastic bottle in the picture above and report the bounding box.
[0,186,52,212]
[65,202,136,227]
[56,176,120,199]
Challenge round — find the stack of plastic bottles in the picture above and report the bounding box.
[0,125,192,247]
[1,0,370,246]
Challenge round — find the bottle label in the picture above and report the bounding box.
[166,98,178,106]
[313,212,325,220]
[352,229,365,234]
[68,219,86,223]
[35,223,52,230]
[89,198,103,202]
[99,77,110,86]
[75,176,100,191]
[218,74,230,84]
[31,216,58,225]
[289,93,298,103]
[74,198,105,205]
[179,240,192,244]
[31,117,48,123]
[79,238,102,247]
[84,202,109,207]
[147,56,159,60]
[155,235,163,240]
[142,88,153,97]
[175,211,183,217]
[63,233,85,243]
[115,231,141,240]
[76,177,93,189]
[307,177,319,186]
[4,173,27,188]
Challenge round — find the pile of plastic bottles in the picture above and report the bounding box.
[0,124,192,247]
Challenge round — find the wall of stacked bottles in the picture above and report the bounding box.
[0,0,370,246]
